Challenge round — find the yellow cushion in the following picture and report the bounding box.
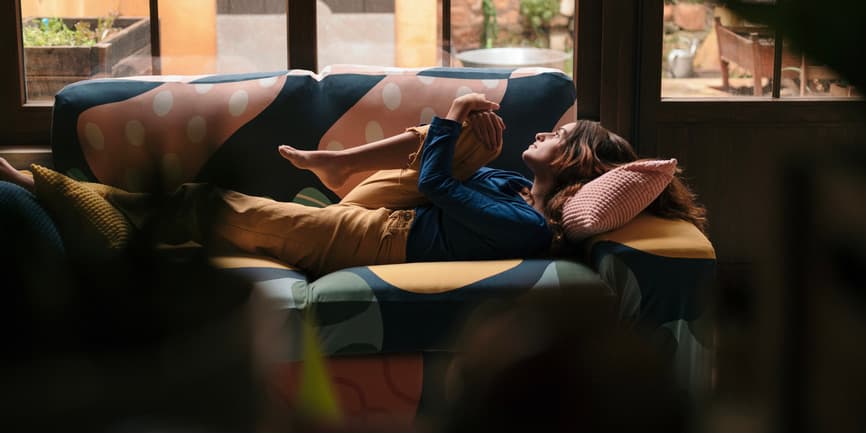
[367,260,523,294]
[80,181,154,229]
[30,164,132,260]
[588,213,716,260]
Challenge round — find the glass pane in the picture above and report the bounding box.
[662,2,773,98]
[213,0,287,74]
[451,0,574,76]
[317,0,439,70]
[778,39,859,99]
[20,0,290,103]
[20,0,151,102]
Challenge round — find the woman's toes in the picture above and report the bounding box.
[278,145,305,166]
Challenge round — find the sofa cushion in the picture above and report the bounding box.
[30,164,132,261]
[208,252,609,359]
[306,259,609,358]
[562,159,677,242]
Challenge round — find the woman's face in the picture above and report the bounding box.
[522,122,577,175]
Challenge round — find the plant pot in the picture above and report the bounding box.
[663,4,675,22]
[456,47,571,71]
[673,3,708,32]
[23,17,151,100]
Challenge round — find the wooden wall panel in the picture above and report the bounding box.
[655,120,866,264]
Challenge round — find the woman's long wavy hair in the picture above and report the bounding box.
[540,120,708,253]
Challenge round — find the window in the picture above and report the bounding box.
[315,0,574,73]
[3,0,578,146]
[660,1,856,99]
[20,0,152,103]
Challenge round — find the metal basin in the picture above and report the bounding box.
[456,47,570,70]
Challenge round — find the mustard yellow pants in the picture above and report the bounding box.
[210,123,500,276]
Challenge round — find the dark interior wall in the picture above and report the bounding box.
[655,117,866,265]
[656,113,866,426]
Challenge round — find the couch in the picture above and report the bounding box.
[41,65,715,429]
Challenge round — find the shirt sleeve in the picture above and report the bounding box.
[416,117,548,238]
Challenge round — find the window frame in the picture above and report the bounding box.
[632,0,866,156]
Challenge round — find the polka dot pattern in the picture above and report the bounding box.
[318,69,509,197]
[259,76,278,88]
[72,68,567,196]
[229,90,249,116]
[382,83,402,111]
[78,75,287,191]
[85,123,105,150]
[153,90,174,117]
[194,83,213,94]
[187,116,207,143]
[455,86,473,98]
[125,120,145,147]
[420,107,436,124]
[365,121,384,143]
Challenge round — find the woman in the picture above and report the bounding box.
[0,93,705,276]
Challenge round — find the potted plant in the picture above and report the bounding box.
[519,0,559,48]
[672,0,708,32]
[22,14,150,99]
[480,0,498,49]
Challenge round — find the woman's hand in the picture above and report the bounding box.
[445,93,500,123]
[468,111,506,151]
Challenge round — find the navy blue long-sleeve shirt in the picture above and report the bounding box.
[405,117,552,261]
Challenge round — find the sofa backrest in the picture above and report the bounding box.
[51,65,576,203]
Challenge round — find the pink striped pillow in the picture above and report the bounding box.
[562,159,677,242]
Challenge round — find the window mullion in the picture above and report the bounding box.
[771,17,783,98]
[287,0,317,71]
[149,0,162,75]
[441,0,451,66]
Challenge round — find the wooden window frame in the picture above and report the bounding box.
[629,0,866,156]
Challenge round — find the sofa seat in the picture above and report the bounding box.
[213,252,608,360]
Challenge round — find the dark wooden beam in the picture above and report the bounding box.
[576,0,602,121]
[599,0,638,144]
[0,0,51,146]
[149,0,161,75]
[287,0,317,70]
[636,0,664,156]
[441,0,451,66]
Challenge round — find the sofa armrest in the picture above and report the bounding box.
[587,214,717,394]
[586,213,716,329]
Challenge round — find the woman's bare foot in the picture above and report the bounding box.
[278,145,351,191]
[0,157,35,192]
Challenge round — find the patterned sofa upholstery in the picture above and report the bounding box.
[49,65,715,428]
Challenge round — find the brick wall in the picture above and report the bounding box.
[451,0,522,52]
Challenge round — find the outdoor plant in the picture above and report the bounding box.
[519,0,559,46]
[481,0,498,48]
[23,13,118,47]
